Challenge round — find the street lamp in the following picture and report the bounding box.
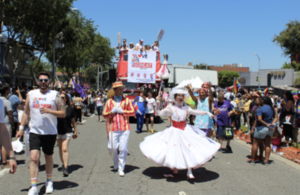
[0,34,8,83]
[254,53,261,89]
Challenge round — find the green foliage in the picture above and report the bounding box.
[281,61,300,71]
[45,11,115,80]
[294,76,300,87]
[84,65,97,84]
[27,59,51,78]
[273,20,300,57]
[194,64,211,70]
[218,70,240,88]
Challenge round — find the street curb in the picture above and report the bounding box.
[234,138,300,170]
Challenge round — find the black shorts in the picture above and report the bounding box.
[146,113,154,119]
[29,133,57,155]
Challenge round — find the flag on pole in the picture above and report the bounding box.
[282,97,288,105]
[234,80,238,94]
[187,83,192,88]
[291,91,297,95]
[262,87,268,97]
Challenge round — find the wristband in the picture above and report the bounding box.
[8,156,16,160]
[19,125,24,131]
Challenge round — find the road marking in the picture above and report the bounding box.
[0,168,10,178]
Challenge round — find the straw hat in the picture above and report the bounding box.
[112,81,125,89]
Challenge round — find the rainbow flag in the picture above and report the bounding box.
[297,106,300,114]
[185,96,196,109]
[282,97,288,105]
[292,91,297,95]
[262,87,268,97]
[234,80,238,94]
[187,83,192,88]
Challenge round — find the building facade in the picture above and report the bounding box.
[239,69,294,88]
[210,64,249,73]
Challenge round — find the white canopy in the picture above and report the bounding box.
[191,77,204,89]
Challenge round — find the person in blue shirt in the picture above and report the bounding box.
[8,87,24,137]
[134,91,147,133]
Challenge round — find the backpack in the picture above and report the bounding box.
[237,98,244,113]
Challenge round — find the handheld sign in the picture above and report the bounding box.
[157,28,165,41]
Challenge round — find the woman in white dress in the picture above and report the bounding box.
[140,88,220,179]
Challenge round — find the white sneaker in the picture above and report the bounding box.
[28,187,39,195]
[45,181,53,194]
[118,170,125,177]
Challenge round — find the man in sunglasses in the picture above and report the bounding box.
[16,72,66,195]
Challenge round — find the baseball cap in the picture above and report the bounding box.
[140,39,144,42]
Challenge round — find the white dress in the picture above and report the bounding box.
[139,104,220,170]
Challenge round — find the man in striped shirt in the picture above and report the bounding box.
[103,81,135,176]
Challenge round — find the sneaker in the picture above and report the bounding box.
[118,170,125,177]
[226,145,232,152]
[63,168,69,176]
[249,161,255,165]
[261,161,271,165]
[45,181,53,194]
[28,187,39,195]
[151,129,154,134]
[113,165,118,171]
[59,164,64,172]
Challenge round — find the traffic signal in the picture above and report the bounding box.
[267,74,272,87]
[256,76,258,81]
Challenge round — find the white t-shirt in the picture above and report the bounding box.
[146,98,156,114]
[135,43,143,50]
[29,89,58,135]
[230,100,237,109]
[0,99,6,123]
[0,96,12,125]
[96,98,104,107]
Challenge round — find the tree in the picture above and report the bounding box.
[281,61,300,71]
[84,65,97,85]
[27,59,51,78]
[194,64,211,70]
[218,70,240,88]
[2,0,75,85]
[273,20,300,57]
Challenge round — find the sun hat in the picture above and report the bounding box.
[169,88,190,101]
[130,42,134,45]
[112,81,125,89]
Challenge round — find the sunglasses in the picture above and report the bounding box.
[39,79,49,82]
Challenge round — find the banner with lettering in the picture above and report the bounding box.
[128,51,156,83]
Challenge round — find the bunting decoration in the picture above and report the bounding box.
[291,91,297,95]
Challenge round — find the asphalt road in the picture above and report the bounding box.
[1,115,300,195]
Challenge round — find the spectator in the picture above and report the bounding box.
[128,42,135,51]
[57,93,78,176]
[213,92,234,152]
[152,41,159,51]
[243,94,252,132]
[133,91,147,133]
[0,99,17,174]
[135,39,144,51]
[145,92,156,133]
[251,97,278,165]
[279,91,295,147]
[73,92,83,125]
[0,84,14,168]
[145,45,153,51]
[8,86,25,137]
[234,93,243,131]
[120,39,128,52]
[248,97,264,162]
[95,94,105,122]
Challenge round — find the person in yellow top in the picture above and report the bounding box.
[243,94,252,132]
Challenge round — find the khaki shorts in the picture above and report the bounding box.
[6,124,12,138]
[57,132,73,139]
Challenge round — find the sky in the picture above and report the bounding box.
[72,0,300,71]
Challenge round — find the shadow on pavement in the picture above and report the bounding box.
[21,180,79,194]
[143,167,219,183]
[125,164,139,174]
[68,164,84,174]
[39,164,59,172]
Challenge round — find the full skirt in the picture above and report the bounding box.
[139,124,220,170]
